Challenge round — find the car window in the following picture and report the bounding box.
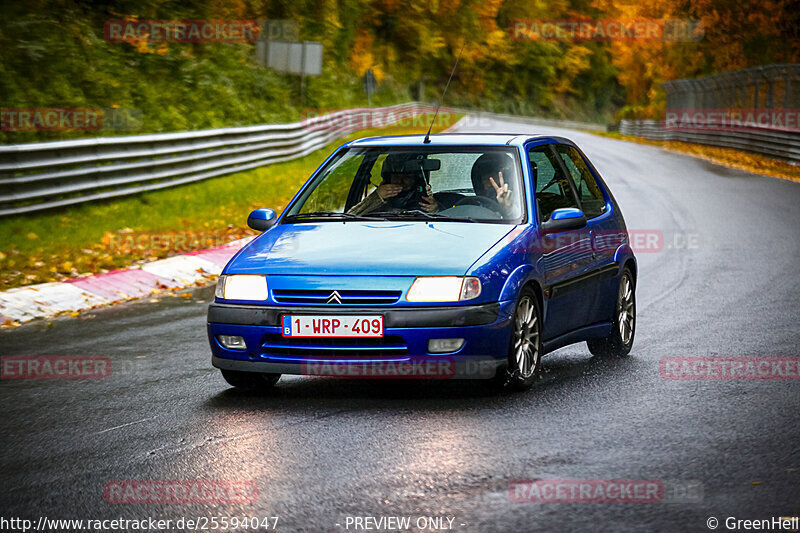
[429,153,483,193]
[298,152,367,213]
[556,145,606,219]
[286,146,525,224]
[528,145,580,222]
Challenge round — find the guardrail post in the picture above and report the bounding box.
[752,69,761,109]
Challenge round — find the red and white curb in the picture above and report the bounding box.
[0,237,253,325]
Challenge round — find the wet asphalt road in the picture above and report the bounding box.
[1,118,799,532]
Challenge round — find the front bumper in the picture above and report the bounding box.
[207,301,515,379]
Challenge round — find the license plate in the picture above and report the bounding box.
[282,315,384,338]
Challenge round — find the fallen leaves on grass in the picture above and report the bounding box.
[1,225,254,291]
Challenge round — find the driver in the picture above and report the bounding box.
[470,153,516,217]
[348,153,439,215]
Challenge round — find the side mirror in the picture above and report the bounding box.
[247,208,277,231]
[541,207,587,234]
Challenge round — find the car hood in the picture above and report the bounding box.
[225,221,514,276]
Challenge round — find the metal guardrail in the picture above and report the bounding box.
[618,120,800,164]
[624,64,800,164]
[0,103,434,217]
[3,98,793,218]
[663,64,800,111]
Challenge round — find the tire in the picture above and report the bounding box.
[504,286,543,391]
[220,369,281,391]
[587,267,635,357]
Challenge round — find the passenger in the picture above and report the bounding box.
[470,153,516,217]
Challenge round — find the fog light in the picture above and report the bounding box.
[428,338,465,353]
[218,335,246,350]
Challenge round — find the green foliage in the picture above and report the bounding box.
[0,0,625,145]
[2,0,791,139]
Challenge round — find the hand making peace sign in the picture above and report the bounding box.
[489,171,513,207]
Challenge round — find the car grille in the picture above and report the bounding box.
[260,333,408,359]
[272,289,402,305]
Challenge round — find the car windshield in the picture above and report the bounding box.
[284,146,525,224]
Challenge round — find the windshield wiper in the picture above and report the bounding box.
[372,209,477,222]
[283,211,387,222]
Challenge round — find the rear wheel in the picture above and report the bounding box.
[587,268,635,357]
[505,287,543,391]
[220,369,281,391]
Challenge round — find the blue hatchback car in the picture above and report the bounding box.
[208,133,637,391]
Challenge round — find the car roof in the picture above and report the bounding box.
[347,133,566,147]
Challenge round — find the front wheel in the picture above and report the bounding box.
[587,268,635,357]
[220,369,281,391]
[505,287,543,391]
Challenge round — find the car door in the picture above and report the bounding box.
[528,143,594,338]
[554,144,619,326]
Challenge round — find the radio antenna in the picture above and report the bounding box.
[423,42,465,144]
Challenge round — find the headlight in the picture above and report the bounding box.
[406,276,481,302]
[215,275,268,301]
